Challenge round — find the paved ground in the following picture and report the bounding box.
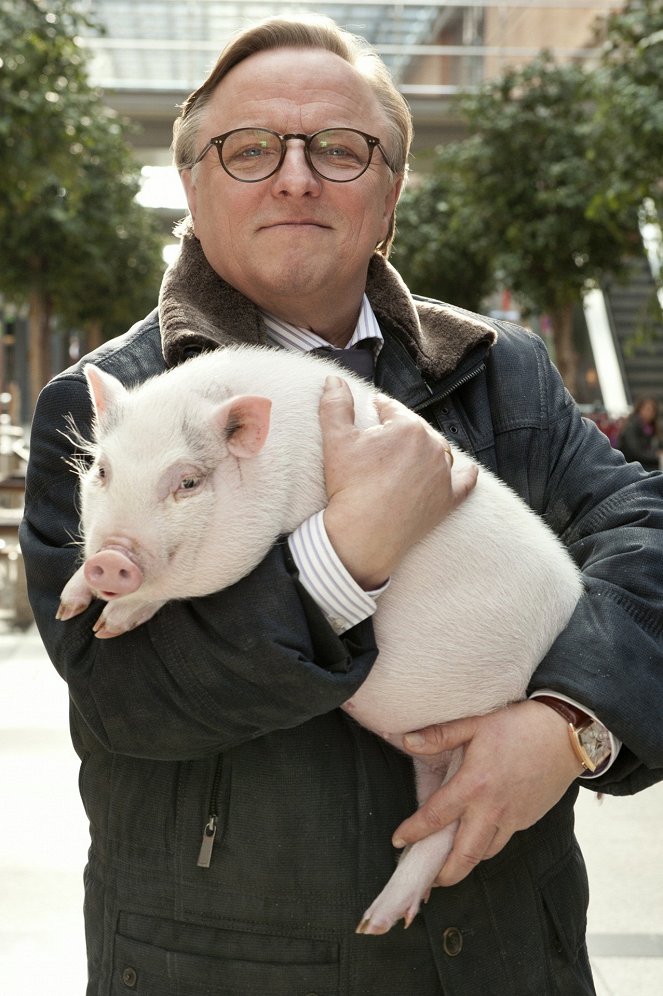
[1,622,662,995]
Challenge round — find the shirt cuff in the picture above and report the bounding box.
[529,690,621,779]
[288,511,389,634]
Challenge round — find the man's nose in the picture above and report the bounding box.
[272,141,321,194]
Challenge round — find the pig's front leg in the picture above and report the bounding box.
[357,748,463,936]
[57,565,95,621]
[57,567,165,637]
[93,597,167,639]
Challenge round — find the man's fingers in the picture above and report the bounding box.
[372,392,416,426]
[433,823,511,887]
[402,716,478,756]
[451,462,479,503]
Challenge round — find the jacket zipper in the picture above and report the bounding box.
[413,362,486,418]
[197,756,224,868]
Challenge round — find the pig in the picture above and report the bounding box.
[58,345,583,936]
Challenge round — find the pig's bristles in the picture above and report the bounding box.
[59,415,96,477]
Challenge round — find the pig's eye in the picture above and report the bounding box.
[179,476,201,492]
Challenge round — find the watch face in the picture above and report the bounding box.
[579,721,611,765]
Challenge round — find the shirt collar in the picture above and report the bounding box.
[261,294,383,354]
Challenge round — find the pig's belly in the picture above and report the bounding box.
[342,638,531,737]
[341,559,549,737]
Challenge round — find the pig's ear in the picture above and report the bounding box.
[84,365,127,420]
[215,395,272,459]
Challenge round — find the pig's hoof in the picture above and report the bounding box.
[356,896,422,936]
[56,599,91,621]
[93,620,126,639]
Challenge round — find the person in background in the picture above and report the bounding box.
[20,15,663,995]
[617,396,661,471]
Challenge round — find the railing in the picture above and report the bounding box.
[0,404,31,629]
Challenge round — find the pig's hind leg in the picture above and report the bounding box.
[357,748,463,936]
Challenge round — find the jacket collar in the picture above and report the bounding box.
[158,222,497,380]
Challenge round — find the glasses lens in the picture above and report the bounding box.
[309,129,371,180]
[221,129,282,180]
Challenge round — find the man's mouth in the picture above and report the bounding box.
[260,220,330,230]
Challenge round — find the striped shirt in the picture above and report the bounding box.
[262,295,387,634]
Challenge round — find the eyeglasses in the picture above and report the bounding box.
[190,127,394,183]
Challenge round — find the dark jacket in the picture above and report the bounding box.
[20,249,663,996]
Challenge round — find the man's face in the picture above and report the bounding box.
[181,48,402,322]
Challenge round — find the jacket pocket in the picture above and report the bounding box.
[112,912,339,995]
[539,841,594,995]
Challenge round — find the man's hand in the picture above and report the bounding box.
[320,375,478,589]
[393,700,585,886]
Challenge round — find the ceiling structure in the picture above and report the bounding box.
[79,0,619,97]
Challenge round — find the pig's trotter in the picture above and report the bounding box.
[93,598,166,638]
[356,823,457,936]
[56,597,93,621]
[57,566,94,620]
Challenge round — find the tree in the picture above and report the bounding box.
[0,0,164,407]
[397,51,650,395]
[392,143,495,312]
[588,0,663,227]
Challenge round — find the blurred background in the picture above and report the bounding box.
[0,5,662,994]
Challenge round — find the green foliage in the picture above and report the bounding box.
[392,144,495,310]
[588,0,663,224]
[448,52,641,317]
[395,0,662,326]
[0,0,164,339]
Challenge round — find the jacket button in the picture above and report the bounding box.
[121,966,138,988]
[442,926,463,956]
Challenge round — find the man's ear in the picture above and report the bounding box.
[180,168,198,230]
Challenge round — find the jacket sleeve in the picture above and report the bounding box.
[519,339,663,795]
[20,372,377,760]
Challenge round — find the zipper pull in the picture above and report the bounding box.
[197,815,217,868]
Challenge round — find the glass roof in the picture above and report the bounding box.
[78,0,619,96]
[80,1,442,91]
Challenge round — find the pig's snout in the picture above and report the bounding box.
[84,549,143,599]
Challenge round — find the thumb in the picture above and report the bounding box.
[319,375,356,433]
[402,715,479,755]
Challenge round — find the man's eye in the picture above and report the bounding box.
[239,146,266,158]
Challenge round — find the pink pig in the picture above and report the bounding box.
[58,345,582,935]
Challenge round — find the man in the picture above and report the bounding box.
[20,15,663,995]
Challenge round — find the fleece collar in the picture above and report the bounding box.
[158,223,497,379]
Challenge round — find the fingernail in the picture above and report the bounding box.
[403,732,425,748]
[324,375,345,389]
[392,837,406,849]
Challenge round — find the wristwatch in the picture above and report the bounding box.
[535,695,612,774]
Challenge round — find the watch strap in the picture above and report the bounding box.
[535,695,608,774]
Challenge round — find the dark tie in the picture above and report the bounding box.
[309,340,376,382]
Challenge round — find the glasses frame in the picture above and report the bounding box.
[190,127,394,182]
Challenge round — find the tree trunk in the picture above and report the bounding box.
[86,319,104,352]
[549,302,578,399]
[27,288,51,413]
